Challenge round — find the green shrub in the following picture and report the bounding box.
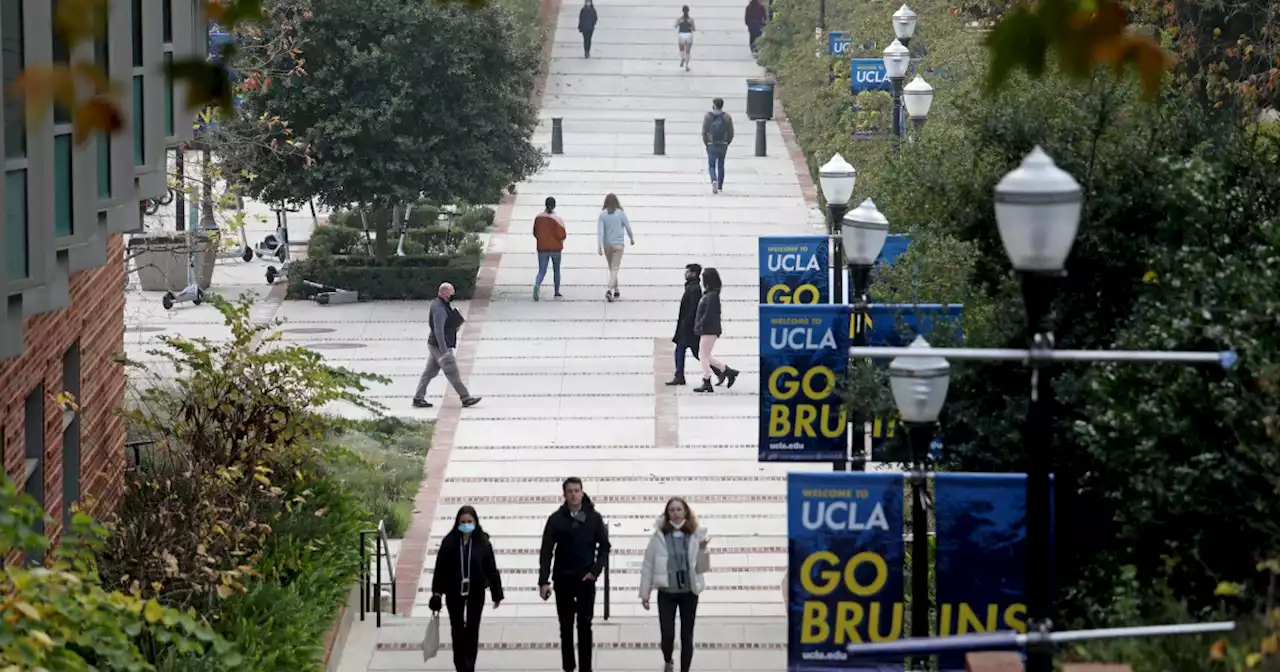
[307,225,368,258]
[286,254,482,300]
[315,423,430,538]
[456,205,496,232]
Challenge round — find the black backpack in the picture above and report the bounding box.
[708,114,727,143]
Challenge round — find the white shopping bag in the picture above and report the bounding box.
[422,613,441,661]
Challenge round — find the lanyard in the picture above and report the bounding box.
[459,537,472,582]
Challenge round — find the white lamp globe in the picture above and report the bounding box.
[903,75,934,120]
[818,154,857,208]
[993,146,1084,272]
[892,4,918,41]
[889,335,951,424]
[841,199,890,266]
[882,39,911,79]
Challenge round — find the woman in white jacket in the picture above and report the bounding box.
[639,497,711,672]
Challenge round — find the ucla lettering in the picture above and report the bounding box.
[769,326,838,350]
[801,500,890,532]
[767,253,821,273]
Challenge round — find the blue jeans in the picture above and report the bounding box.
[536,251,562,292]
[675,344,691,377]
[706,144,727,187]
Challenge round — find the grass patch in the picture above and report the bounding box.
[316,417,433,538]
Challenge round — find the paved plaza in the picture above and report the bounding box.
[123,0,827,668]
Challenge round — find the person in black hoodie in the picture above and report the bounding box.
[693,268,739,393]
[538,477,611,672]
[429,506,504,672]
[578,0,598,58]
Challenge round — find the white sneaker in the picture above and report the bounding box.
[711,182,719,194]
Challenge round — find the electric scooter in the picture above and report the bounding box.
[263,203,300,285]
[394,204,414,256]
[303,280,361,306]
[161,232,206,310]
[199,205,254,262]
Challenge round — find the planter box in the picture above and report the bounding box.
[128,234,218,292]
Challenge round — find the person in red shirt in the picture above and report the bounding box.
[533,197,568,301]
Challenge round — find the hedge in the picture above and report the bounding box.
[308,224,483,258]
[286,255,481,300]
[326,204,495,233]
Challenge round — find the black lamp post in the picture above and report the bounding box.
[992,145,1085,672]
[889,334,951,669]
[819,153,857,307]
[838,198,890,472]
[882,39,911,149]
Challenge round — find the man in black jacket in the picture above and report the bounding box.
[667,264,722,386]
[413,282,481,408]
[538,477,611,672]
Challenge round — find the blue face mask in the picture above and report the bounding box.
[458,523,476,535]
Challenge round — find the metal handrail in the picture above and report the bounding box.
[124,439,155,472]
[358,520,398,627]
[841,621,1237,659]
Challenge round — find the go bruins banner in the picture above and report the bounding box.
[759,304,852,462]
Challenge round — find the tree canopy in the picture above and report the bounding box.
[222,0,545,209]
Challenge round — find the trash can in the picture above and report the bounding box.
[746,78,776,121]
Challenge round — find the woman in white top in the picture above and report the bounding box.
[596,193,635,302]
[639,497,711,672]
[674,6,696,71]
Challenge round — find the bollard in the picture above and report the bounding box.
[654,118,665,155]
[551,117,564,155]
[755,119,767,157]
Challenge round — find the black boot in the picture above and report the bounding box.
[712,366,728,386]
[693,378,714,393]
[723,367,739,389]
[665,376,686,386]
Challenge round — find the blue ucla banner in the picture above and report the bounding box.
[759,305,851,462]
[933,474,1042,671]
[851,58,892,93]
[760,235,830,304]
[878,235,911,267]
[788,472,905,671]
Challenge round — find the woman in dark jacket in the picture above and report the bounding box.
[430,506,504,672]
[578,0,598,58]
[692,268,739,393]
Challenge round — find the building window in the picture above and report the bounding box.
[164,53,174,137]
[52,0,72,124]
[133,76,145,165]
[97,136,112,199]
[61,344,81,528]
[5,170,27,281]
[131,0,143,67]
[24,384,45,539]
[163,0,173,44]
[55,135,74,237]
[2,0,26,159]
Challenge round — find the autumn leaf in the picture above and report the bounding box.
[1260,634,1279,655]
[1142,270,1158,283]
[143,599,165,624]
[1245,652,1262,668]
[1214,581,1244,596]
[1210,639,1227,660]
[167,57,235,112]
[54,0,109,49]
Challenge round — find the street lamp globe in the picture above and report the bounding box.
[889,335,951,424]
[993,146,1084,273]
[819,154,857,208]
[882,39,911,80]
[903,75,934,120]
[841,198,890,266]
[892,4,918,42]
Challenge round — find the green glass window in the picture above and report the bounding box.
[164,52,174,137]
[53,0,72,124]
[97,136,112,199]
[5,170,28,281]
[132,0,143,67]
[3,0,26,158]
[133,76,145,165]
[55,135,74,238]
[163,0,173,43]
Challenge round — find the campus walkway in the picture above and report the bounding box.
[330,0,826,668]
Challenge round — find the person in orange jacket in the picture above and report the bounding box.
[533,196,568,301]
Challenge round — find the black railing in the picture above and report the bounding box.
[602,559,610,621]
[124,439,155,472]
[359,520,397,627]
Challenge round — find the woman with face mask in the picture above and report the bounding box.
[639,497,711,672]
[429,506,504,672]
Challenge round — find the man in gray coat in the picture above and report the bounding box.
[412,282,482,408]
[701,97,735,194]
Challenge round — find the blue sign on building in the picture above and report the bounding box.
[850,58,891,93]
[827,31,853,57]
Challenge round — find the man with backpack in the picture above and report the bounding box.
[701,98,735,194]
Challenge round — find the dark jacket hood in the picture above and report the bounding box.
[558,493,596,515]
